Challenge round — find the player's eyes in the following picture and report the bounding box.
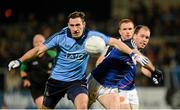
[69,24,75,27]
[76,24,80,26]
[146,36,150,39]
[140,35,149,39]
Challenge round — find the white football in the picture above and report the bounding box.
[85,36,106,54]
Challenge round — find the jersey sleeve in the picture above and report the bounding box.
[43,32,64,49]
[88,31,110,44]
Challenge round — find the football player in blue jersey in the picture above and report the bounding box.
[89,25,163,109]
[8,11,148,109]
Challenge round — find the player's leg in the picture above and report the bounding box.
[74,93,88,109]
[30,84,45,109]
[119,95,131,110]
[128,88,139,110]
[118,89,137,110]
[97,85,120,109]
[87,74,101,108]
[67,79,88,109]
[42,78,66,109]
[34,96,43,109]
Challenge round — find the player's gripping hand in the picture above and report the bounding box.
[8,59,21,71]
[151,68,163,85]
[130,52,148,66]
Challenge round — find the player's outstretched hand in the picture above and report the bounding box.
[130,52,148,66]
[151,68,163,85]
[8,59,21,71]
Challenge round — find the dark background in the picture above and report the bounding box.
[0,0,111,22]
[0,0,180,108]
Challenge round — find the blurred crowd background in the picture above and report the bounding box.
[0,0,180,109]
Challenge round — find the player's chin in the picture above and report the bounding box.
[72,35,81,39]
[139,46,144,50]
[141,44,147,48]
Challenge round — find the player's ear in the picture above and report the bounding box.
[83,21,86,27]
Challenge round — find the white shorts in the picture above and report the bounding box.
[118,89,139,105]
[87,75,139,106]
[97,85,139,105]
[97,85,119,98]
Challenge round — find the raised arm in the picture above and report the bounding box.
[8,44,48,71]
[108,38,148,66]
[19,44,47,62]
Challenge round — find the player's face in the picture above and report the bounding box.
[133,28,150,49]
[33,35,45,47]
[119,22,134,40]
[68,17,86,39]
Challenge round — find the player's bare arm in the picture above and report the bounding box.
[8,44,48,71]
[109,38,149,66]
[96,55,105,66]
[139,55,163,85]
[96,39,149,67]
[142,57,155,73]
[19,44,47,62]
[109,38,132,55]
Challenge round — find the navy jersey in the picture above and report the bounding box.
[91,39,137,90]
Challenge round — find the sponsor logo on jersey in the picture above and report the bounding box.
[64,53,87,60]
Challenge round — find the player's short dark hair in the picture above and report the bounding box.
[134,25,150,35]
[68,11,86,22]
[118,19,134,29]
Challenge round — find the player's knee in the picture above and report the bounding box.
[76,102,88,109]
[74,93,88,109]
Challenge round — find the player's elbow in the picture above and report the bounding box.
[35,44,47,56]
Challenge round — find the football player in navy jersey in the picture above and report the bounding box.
[8,11,148,109]
[89,25,163,109]
[96,19,135,66]
[88,18,135,108]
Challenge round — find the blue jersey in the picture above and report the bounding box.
[44,27,110,81]
[91,39,137,90]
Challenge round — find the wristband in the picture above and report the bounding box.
[129,52,135,57]
[152,68,159,75]
[17,59,22,66]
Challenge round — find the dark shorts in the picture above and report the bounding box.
[43,78,88,109]
[30,83,46,100]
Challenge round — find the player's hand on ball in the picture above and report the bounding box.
[130,52,148,66]
[151,68,163,85]
[8,59,21,71]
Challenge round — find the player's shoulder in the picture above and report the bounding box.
[56,27,68,35]
[87,29,108,37]
[46,27,67,40]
